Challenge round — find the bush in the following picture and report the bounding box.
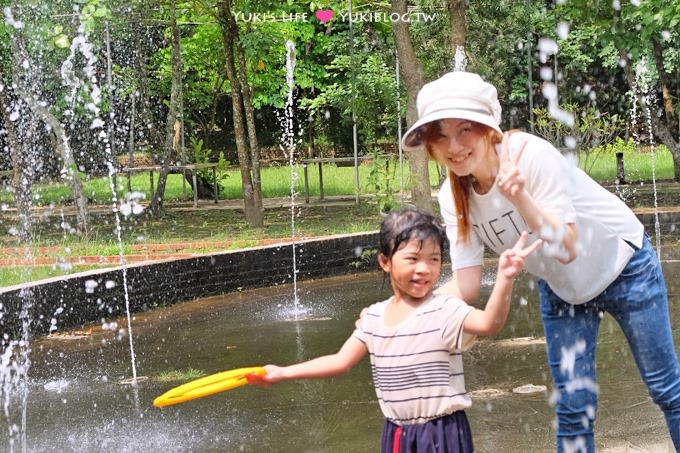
[532,104,625,173]
[592,136,638,156]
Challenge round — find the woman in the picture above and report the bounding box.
[401,70,680,452]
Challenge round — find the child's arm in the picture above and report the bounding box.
[247,336,368,387]
[462,232,541,336]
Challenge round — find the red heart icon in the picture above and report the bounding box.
[315,9,334,23]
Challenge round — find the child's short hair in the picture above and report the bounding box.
[378,207,447,259]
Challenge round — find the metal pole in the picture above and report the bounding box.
[105,22,116,160]
[396,56,404,201]
[526,0,534,133]
[349,0,359,204]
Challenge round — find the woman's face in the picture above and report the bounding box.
[427,119,489,176]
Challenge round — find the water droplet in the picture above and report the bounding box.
[85,279,98,294]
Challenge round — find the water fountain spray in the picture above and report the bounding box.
[283,40,300,315]
[629,58,662,257]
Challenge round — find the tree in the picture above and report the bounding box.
[216,0,264,227]
[1,3,93,237]
[553,0,680,179]
[391,0,431,213]
[149,0,184,214]
[449,0,466,68]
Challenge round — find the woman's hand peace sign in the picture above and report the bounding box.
[496,132,529,202]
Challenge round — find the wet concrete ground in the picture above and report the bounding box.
[7,257,680,452]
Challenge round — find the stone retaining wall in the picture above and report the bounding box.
[0,232,379,338]
[636,210,679,236]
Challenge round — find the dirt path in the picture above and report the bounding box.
[0,237,305,266]
[0,195,360,266]
[2,192,679,267]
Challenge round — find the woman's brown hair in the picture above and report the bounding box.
[421,121,502,244]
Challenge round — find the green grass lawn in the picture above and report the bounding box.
[585,145,674,182]
[0,159,442,206]
[0,147,672,208]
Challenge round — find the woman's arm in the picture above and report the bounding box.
[462,272,514,336]
[497,134,577,264]
[435,265,482,303]
[510,192,577,264]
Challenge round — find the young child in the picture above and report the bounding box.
[247,207,541,452]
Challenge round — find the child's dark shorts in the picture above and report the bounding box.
[380,410,473,453]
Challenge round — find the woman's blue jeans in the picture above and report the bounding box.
[538,234,680,452]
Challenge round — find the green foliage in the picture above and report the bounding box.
[176,21,226,117]
[532,104,625,173]
[191,137,211,166]
[593,137,638,156]
[407,1,454,78]
[157,368,204,382]
[300,33,398,150]
[466,0,538,99]
[550,0,679,125]
[2,0,678,189]
[350,247,377,269]
[190,136,230,188]
[365,148,397,213]
[80,0,112,34]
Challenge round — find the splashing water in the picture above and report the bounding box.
[548,339,600,452]
[453,46,467,71]
[538,37,574,130]
[629,58,662,257]
[60,14,140,387]
[281,40,308,360]
[283,40,301,316]
[1,9,145,450]
[0,292,32,453]
[1,7,39,452]
[102,21,140,387]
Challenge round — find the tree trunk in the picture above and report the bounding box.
[235,16,264,225]
[126,92,136,191]
[651,37,679,181]
[5,12,91,237]
[391,0,432,213]
[0,75,32,242]
[449,0,467,70]
[150,0,183,214]
[217,0,263,227]
[10,71,90,237]
[655,124,680,181]
[24,95,91,236]
[132,16,163,150]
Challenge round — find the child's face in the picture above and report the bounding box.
[382,236,442,301]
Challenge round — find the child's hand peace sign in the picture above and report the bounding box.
[497,231,542,279]
[496,132,529,202]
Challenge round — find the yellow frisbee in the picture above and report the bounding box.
[153,366,266,408]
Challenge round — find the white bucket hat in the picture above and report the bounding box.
[401,71,503,151]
